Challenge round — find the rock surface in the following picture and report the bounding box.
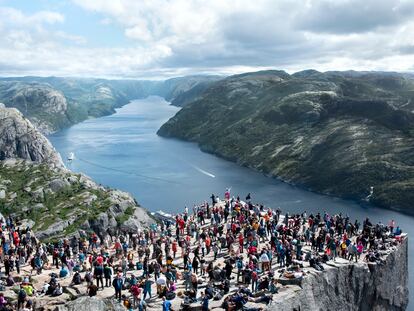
[54,296,125,311]
[268,237,409,311]
[0,104,63,167]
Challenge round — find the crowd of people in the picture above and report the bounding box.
[0,190,405,311]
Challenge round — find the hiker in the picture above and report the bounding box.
[112,273,123,301]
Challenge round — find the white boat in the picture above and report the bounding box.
[67,152,75,161]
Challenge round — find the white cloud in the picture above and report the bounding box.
[2,1,414,77]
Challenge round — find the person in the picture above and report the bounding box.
[137,297,147,311]
[59,265,69,278]
[131,283,142,308]
[104,264,113,287]
[162,297,173,311]
[202,291,209,311]
[112,273,123,301]
[0,293,7,309]
[87,282,98,297]
[71,271,82,285]
[143,276,153,300]
[94,264,104,289]
[17,286,27,309]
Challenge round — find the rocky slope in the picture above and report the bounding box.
[269,237,409,311]
[0,103,63,166]
[0,76,221,134]
[158,70,414,215]
[0,104,154,240]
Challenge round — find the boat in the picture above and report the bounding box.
[67,152,75,162]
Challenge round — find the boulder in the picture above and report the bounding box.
[55,296,125,311]
[0,190,5,200]
[49,179,70,192]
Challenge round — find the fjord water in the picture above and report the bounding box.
[49,96,412,306]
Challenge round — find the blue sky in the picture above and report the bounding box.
[1,0,414,78]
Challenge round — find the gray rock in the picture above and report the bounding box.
[267,238,409,311]
[0,105,64,166]
[49,179,70,192]
[55,296,125,311]
[32,187,44,201]
[0,190,5,200]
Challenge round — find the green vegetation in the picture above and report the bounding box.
[0,160,136,238]
[158,70,414,215]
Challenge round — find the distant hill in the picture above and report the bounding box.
[158,70,414,215]
[0,75,221,134]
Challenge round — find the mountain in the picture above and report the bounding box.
[0,75,221,134]
[0,104,154,240]
[158,70,414,215]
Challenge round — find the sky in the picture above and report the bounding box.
[1,0,414,79]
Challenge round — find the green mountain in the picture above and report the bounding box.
[158,70,414,215]
[0,75,221,134]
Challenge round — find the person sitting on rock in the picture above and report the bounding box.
[71,271,82,285]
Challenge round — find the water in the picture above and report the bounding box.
[49,96,413,308]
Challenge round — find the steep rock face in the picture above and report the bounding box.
[0,104,63,167]
[268,238,409,311]
[0,82,70,134]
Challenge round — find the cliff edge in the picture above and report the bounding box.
[268,237,409,311]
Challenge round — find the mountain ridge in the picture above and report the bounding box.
[158,69,414,215]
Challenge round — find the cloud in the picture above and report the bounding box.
[296,0,414,34]
[1,1,414,78]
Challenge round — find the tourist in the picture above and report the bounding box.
[112,273,123,301]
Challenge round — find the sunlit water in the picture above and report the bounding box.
[49,96,413,307]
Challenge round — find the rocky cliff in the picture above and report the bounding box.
[269,237,409,311]
[0,103,63,166]
[0,104,154,240]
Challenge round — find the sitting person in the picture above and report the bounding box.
[59,266,69,278]
[5,275,15,287]
[52,284,63,297]
[71,271,82,285]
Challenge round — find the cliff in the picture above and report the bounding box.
[0,104,154,240]
[269,237,409,311]
[0,103,63,166]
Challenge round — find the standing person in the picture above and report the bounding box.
[17,286,27,310]
[15,256,20,274]
[202,291,209,311]
[94,264,104,289]
[104,264,112,287]
[130,283,142,308]
[112,273,123,301]
[143,276,153,300]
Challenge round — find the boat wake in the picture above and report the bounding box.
[191,165,216,178]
